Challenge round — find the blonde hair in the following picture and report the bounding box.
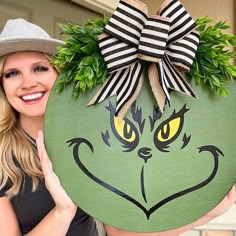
[0,54,47,198]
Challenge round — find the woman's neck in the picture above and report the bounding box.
[19,115,44,139]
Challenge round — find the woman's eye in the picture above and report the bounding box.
[4,70,20,78]
[34,66,49,72]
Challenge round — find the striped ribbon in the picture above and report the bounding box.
[88,0,199,118]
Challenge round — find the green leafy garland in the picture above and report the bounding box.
[51,17,109,99]
[52,16,236,98]
[186,16,236,96]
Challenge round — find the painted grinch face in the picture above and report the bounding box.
[45,79,236,232]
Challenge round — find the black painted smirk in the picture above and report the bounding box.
[67,138,223,219]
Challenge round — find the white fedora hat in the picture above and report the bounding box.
[0,18,64,57]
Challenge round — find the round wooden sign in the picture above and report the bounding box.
[45,78,236,232]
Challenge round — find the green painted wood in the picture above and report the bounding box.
[45,77,236,232]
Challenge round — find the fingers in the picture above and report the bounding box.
[36,131,77,212]
[36,130,45,160]
[36,130,52,174]
[36,130,60,191]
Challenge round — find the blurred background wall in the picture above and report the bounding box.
[0,0,235,37]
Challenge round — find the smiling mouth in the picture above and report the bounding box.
[21,92,44,102]
[68,138,224,219]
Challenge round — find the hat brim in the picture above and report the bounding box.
[0,38,64,57]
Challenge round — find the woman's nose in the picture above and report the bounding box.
[21,73,38,88]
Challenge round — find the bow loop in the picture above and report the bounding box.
[158,0,197,45]
[98,34,138,73]
[88,0,199,118]
[104,0,148,47]
[165,31,199,71]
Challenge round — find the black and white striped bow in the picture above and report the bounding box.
[88,0,199,118]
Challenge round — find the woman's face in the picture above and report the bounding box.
[1,51,58,119]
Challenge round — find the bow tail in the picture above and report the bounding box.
[88,62,144,119]
[87,68,130,106]
[163,55,198,98]
[116,62,144,118]
[148,62,169,113]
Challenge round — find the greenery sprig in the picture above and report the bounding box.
[187,16,236,96]
[51,17,109,99]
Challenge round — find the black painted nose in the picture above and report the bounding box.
[138,147,152,163]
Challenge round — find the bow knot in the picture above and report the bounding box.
[88,0,199,118]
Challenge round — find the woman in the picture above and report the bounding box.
[0,18,98,236]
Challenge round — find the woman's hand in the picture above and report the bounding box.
[36,130,77,219]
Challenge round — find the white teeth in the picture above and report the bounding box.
[22,93,43,101]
